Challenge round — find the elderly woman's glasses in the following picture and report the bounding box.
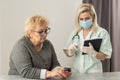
[32,27,51,36]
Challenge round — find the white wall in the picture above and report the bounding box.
[0,14,1,75]
[0,0,82,75]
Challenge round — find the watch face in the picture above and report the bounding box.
[64,67,71,72]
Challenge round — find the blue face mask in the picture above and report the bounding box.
[79,19,93,29]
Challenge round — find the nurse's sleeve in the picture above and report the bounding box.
[64,30,77,49]
[100,30,112,58]
[63,29,77,57]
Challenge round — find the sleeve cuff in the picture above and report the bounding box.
[40,69,47,79]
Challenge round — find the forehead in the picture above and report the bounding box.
[79,12,92,18]
[34,24,48,30]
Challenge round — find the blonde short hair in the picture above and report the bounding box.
[75,3,98,32]
[24,15,49,37]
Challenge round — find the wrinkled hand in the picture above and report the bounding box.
[46,67,71,79]
[80,43,98,56]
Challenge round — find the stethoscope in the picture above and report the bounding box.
[71,31,92,54]
[72,32,82,54]
[72,32,80,44]
[72,30,101,45]
[71,32,80,54]
[72,30,95,45]
[72,29,95,43]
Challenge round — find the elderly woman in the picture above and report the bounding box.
[64,3,112,74]
[8,15,71,79]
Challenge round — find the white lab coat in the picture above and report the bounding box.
[64,27,112,74]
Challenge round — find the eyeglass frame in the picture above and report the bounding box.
[32,27,51,36]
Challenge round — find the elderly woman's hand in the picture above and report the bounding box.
[46,67,71,79]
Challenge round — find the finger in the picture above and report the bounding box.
[70,46,77,53]
[54,73,62,79]
[65,72,72,77]
[57,71,66,79]
[56,68,66,77]
[73,43,78,47]
[69,45,73,50]
[89,43,95,50]
[73,46,78,51]
[89,43,92,47]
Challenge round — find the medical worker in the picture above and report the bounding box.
[63,3,112,74]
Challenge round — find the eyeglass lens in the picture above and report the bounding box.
[37,28,51,35]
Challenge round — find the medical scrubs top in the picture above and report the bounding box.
[64,27,112,73]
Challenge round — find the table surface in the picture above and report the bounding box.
[0,72,120,80]
[66,72,120,80]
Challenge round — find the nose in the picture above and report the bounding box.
[82,19,86,22]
